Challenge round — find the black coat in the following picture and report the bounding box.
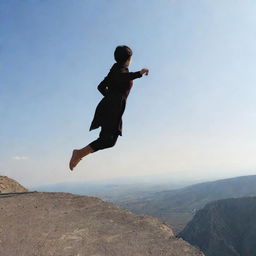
[89,62,142,136]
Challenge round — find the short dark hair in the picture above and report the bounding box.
[114,45,133,64]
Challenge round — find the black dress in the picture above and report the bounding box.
[89,62,142,136]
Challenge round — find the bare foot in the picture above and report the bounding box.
[69,149,82,171]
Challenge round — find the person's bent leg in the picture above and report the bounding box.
[89,130,118,151]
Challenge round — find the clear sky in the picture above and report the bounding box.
[1,0,256,187]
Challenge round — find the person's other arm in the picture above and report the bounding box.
[97,75,110,96]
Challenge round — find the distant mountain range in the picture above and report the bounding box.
[116,175,256,233]
[178,197,256,256]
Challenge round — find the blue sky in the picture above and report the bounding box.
[1,0,256,187]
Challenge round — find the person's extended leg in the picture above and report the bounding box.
[69,146,94,171]
[69,129,119,171]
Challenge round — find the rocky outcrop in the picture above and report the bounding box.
[0,192,203,256]
[178,197,256,256]
[0,176,28,193]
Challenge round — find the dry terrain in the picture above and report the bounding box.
[0,191,203,256]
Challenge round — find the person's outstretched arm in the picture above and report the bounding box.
[117,67,142,81]
[117,67,149,81]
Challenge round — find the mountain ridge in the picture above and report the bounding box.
[116,175,256,233]
[178,196,256,256]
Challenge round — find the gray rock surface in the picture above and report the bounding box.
[0,192,203,256]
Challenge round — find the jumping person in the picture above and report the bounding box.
[69,45,149,171]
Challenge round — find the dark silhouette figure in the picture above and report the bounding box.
[69,45,149,171]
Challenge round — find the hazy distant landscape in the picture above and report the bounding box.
[31,172,208,202]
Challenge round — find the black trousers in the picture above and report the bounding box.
[89,128,119,152]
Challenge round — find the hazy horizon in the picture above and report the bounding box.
[29,172,256,190]
[1,1,256,187]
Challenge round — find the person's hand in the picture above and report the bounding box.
[140,68,149,76]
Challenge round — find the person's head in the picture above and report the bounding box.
[114,45,133,66]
